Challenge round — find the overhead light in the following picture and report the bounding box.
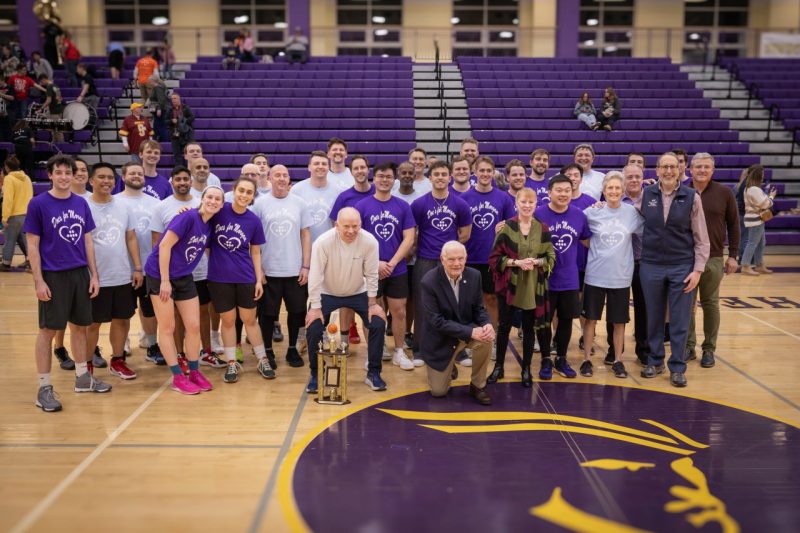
[375,29,389,37]
[499,31,513,39]
[604,45,618,52]
[584,39,595,46]
[233,15,249,24]
[586,18,599,26]
[381,54,389,58]
[451,17,460,24]
[372,16,386,24]
[689,32,700,41]
[278,51,285,56]
[151,16,169,26]
[274,21,288,29]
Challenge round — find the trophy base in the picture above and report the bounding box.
[314,398,351,406]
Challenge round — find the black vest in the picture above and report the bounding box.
[641,184,695,265]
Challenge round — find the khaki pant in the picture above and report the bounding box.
[426,339,491,396]
[687,257,724,353]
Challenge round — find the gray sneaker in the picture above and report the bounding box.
[257,358,276,380]
[74,372,113,393]
[223,361,242,383]
[92,346,108,368]
[36,385,62,412]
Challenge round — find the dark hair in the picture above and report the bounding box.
[232,175,257,192]
[474,155,495,170]
[626,152,646,165]
[37,73,49,82]
[327,137,347,151]
[373,161,396,176]
[47,154,77,174]
[504,158,525,175]
[249,152,269,165]
[4,154,21,171]
[429,160,451,174]
[671,148,687,160]
[74,156,88,169]
[560,163,583,176]
[350,154,369,169]
[548,173,572,190]
[120,161,143,176]
[92,162,117,177]
[530,148,550,160]
[171,165,191,178]
[309,150,328,163]
[604,86,618,102]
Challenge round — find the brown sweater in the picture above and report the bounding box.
[692,180,740,259]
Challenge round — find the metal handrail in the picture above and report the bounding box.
[790,127,798,167]
[445,125,451,163]
[765,103,779,142]
[441,103,448,141]
[744,82,757,120]
[727,63,739,99]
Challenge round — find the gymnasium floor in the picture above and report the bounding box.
[1,256,799,532]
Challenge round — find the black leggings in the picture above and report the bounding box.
[550,290,579,358]
[259,312,304,350]
[496,297,552,367]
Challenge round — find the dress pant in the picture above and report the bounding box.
[427,339,490,395]
[687,257,724,354]
[411,257,440,357]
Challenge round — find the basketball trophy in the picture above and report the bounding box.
[315,310,350,405]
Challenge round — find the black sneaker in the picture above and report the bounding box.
[92,346,108,368]
[604,350,615,365]
[286,347,304,368]
[579,360,593,377]
[611,361,628,378]
[265,348,277,369]
[685,348,697,361]
[404,332,413,349]
[386,314,393,336]
[54,346,75,370]
[641,364,665,378]
[670,371,687,387]
[700,350,715,368]
[272,324,284,342]
[145,343,167,365]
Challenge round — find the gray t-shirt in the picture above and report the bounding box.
[583,202,644,289]
[251,193,312,277]
[115,192,161,270]
[392,178,431,197]
[150,195,207,280]
[87,197,137,287]
[579,169,606,200]
[327,168,355,190]
[290,178,346,243]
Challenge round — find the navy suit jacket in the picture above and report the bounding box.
[420,265,490,372]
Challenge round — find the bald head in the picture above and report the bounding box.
[335,207,362,243]
[190,157,210,182]
[240,163,259,177]
[268,164,291,197]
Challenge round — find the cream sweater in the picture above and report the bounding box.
[307,228,379,309]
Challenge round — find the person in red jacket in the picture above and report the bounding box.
[119,103,153,163]
[7,65,45,121]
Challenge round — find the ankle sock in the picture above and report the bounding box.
[75,362,88,377]
[38,373,51,387]
[169,364,182,376]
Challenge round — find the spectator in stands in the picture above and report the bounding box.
[1,155,32,271]
[59,31,81,87]
[239,30,256,63]
[119,103,153,163]
[734,167,749,263]
[574,143,605,200]
[27,52,53,85]
[1,45,19,78]
[741,164,776,276]
[249,153,271,194]
[12,119,35,178]
[574,91,597,130]
[147,75,170,141]
[595,86,620,131]
[134,50,159,104]
[75,63,98,109]
[285,27,309,65]
[0,78,13,141]
[169,92,194,167]
[106,42,125,80]
[160,37,176,80]
[183,143,220,186]
[222,41,241,71]
[39,74,65,142]
[8,65,45,121]
[40,21,62,69]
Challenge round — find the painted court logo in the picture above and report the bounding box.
[287,383,799,532]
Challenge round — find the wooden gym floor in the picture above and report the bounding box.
[1,256,799,532]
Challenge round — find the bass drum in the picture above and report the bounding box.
[62,101,97,131]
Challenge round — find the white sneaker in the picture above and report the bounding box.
[382,345,392,361]
[364,360,369,371]
[211,331,223,353]
[124,338,131,354]
[534,337,540,352]
[413,358,425,367]
[138,331,148,349]
[393,348,414,371]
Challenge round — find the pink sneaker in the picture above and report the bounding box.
[171,374,201,395]
[188,370,213,391]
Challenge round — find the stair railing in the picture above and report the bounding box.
[727,62,739,99]
[790,127,798,167]
[744,82,757,120]
[765,103,779,142]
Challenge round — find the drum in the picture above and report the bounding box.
[62,101,97,131]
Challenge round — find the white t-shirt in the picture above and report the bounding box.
[251,193,312,277]
[86,197,137,287]
[290,178,347,243]
[115,192,161,270]
[583,202,644,289]
[579,169,606,200]
[327,168,355,190]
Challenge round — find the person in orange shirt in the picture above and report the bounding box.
[134,50,159,103]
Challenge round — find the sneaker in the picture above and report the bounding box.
[412,358,425,367]
[92,346,108,368]
[386,314,393,336]
[286,347,304,367]
[348,322,361,344]
[223,361,242,383]
[0,263,11,271]
[21,260,32,272]
[272,323,284,342]
[36,385,62,412]
[579,360,593,378]
[74,372,113,393]
[305,374,318,394]
[685,348,697,361]
[54,346,75,370]
[235,345,244,364]
[199,350,226,368]
[265,348,278,369]
[382,345,392,361]
[138,331,149,349]
[109,357,137,380]
[211,331,223,353]
[188,370,213,391]
[640,364,665,378]
[257,357,276,379]
[171,374,201,395]
[611,361,628,378]
[145,344,166,365]
[177,354,190,375]
[670,371,688,387]
[458,356,473,367]
[604,351,615,365]
[700,350,716,368]
[365,371,387,391]
[555,357,578,379]
[539,358,553,380]
[392,348,414,371]
[404,332,413,349]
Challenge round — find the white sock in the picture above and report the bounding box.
[146,334,157,347]
[75,362,88,376]
[224,347,236,362]
[253,344,267,359]
[38,373,51,387]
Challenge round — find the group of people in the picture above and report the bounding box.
[8,134,764,412]
[574,87,621,131]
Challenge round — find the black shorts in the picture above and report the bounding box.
[208,281,257,313]
[406,264,415,299]
[467,263,494,294]
[195,279,211,306]
[92,284,136,323]
[262,276,308,315]
[108,50,124,70]
[39,267,93,330]
[133,284,155,318]
[378,272,409,299]
[578,270,586,291]
[582,284,630,323]
[549,289,581,321]
[146,274,198,302]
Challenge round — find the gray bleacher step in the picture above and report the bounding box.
[712,99,762,109]
[748,142,799,154]
[415,107,469,119]
[721,109,769,119]
[704,89,749,98]
[415,80,464,90]
[687,72,733,81]
[740,130,791,141]
[82,154,132,166]
[416,129,470,141]
[784,183,800,195]
[416,119,471,130]
[771,168,800,180]
[696,80,743,90]
[414,89,465,98]
[760,154,793,166]
[413,64,459,72]
[730,119,781,130]
[414,71,462,81]
[415,99,467,109]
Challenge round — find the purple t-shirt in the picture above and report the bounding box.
[448,183,471,197]
[23,192,96,272]
[207,203,266,284]
[329,185,375,221]
[525,177,550,205]
[462,187,516,264]
[411,192,471,261]
[145,209,211,280]
[355,195,416,277]
[534,204,591,291]
[143,173,173,201]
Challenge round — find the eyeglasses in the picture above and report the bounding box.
[658,165,678,171]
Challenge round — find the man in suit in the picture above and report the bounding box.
[420,241,494,405]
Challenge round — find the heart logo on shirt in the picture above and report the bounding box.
[58,223,83,245]
[309,207,328,225]
[473,212,495,231]
[553,234,573,253]
[599,230,625,249]
[269,220,293,238]
[431,217,453,232]
[374,222,395,241]
[185,245,202,263]
[217,235,241,252]
[135,216,150,234]
[95,226,121,246]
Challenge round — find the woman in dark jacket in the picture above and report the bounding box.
[148,76,171,142]
[595,86,621,131]
[168,91,194,167]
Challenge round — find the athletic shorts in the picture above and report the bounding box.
[406,264,414,299]
[467,263,494,294]
[146,274,197,302]
[549,289,581,321]
[378,272,408,299]
[133,284,155,318]
[39,267,93,330]
[262,276,308,315]
[91,283,136,323]
[581,284,630,323]
[207,281,257,313]
[578,270,586,292]
[194,279,211,306]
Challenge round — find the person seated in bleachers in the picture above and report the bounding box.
[285,27,309,65]
[595,86,620,131]
[573,92,597,130]
[106,42,125,80]
[238,30,256,63]
[222,41,241,71]
[75,63,99,109]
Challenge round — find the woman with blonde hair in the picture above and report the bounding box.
[1,154,33,270]
[740,164,776,275]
